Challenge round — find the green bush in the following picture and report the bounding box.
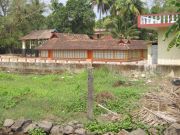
[86,115,149,134]
[28,128,46,135]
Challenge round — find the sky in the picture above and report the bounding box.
[43,0,153,19]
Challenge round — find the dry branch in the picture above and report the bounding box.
[97,104,118,115]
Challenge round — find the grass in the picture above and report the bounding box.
[0,67,148,126]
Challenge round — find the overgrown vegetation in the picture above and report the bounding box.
[28,128,46,135]
[86,117,166,134]
[0,68,148,127]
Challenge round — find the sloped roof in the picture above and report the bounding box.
[36,38,147,50]
[20,30,91,41]
[20,29,55,40]
[51,33,90,40]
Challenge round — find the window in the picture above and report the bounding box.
[104,51,113,59]
[129,50,141,59]
[40,51,48,57]
[52,50,87,59]
[93,51,104,59]
[114,51,127,59]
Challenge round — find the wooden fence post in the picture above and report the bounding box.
[87,65,94,120]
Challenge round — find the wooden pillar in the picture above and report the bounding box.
[30,40,32,57]
[30,40,32,49]
[22,40,26,57]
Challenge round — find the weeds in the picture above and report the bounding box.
[28,128,46,135]
[0,68,147,126]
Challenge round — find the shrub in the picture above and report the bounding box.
[28,128,46,135]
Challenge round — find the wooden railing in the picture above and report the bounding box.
[138,13,180,27]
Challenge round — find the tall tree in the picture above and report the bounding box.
[0,0,10,16]
[0,0,46,52]
[47,0,95,34]
[104,16,139,39]
[47,0,70,32]
[111,0,144,16]
[150,0,178,14]
[91,0,112,20]
[110,0,144,32]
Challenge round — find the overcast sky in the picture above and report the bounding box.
[43,0,153,19]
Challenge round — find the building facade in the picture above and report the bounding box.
[20,29,57,56]
[138,13,180,65]
[36,33,147,62]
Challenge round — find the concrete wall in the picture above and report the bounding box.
[0,62,180,76]
[158,28,180,65]
[147,44,152,64]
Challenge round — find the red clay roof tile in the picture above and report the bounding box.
[36,38,147,50]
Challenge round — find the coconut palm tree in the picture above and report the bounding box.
[91,0,112,21]
[104,16,140,39]
[111,0,144,17]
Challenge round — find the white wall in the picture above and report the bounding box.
[158,28,180,65]
[147,44,152,64]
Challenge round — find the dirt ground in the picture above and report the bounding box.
[134,74,180,127]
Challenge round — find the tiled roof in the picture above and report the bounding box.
[36,38,147,50]
[52,33,90,40]
[20,30,91,41]
[20,29,55,40]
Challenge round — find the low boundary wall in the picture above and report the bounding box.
[0,61,180,76]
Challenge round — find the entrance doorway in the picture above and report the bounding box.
[87,50,93,61]
[48,50,53,59]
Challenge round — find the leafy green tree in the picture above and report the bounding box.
[46,0,69,32]
[66,0,95,34]
[150,2,162,14]
[95,18,107,28]
[150,0,178,14]
[0,0,10,16]
[47,0,95,34]
[0,0,46,52]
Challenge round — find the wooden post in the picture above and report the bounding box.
[87,65,94,120]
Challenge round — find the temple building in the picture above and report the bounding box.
[35,33,147,62]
